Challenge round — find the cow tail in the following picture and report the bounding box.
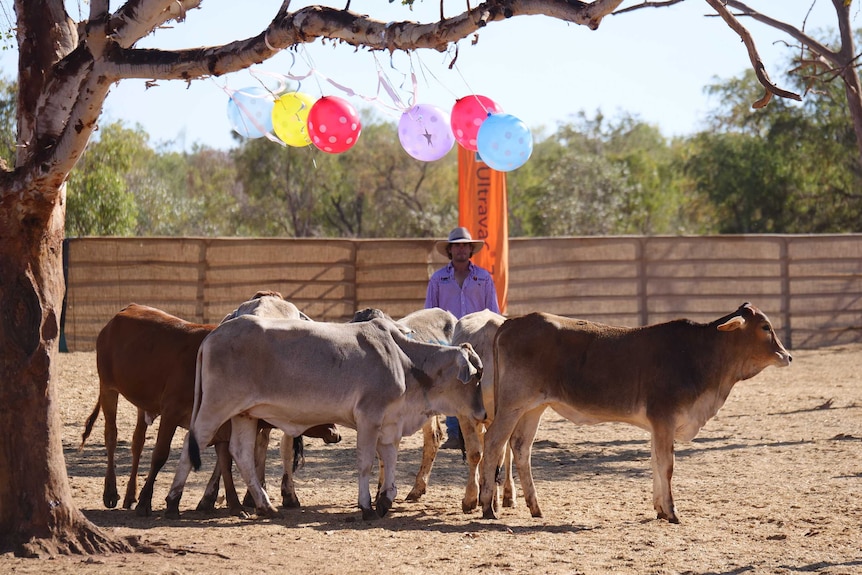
[292,436,305,472]
[189,430,202,471]
[491,325,505,421]
[188,345,205,471]
[79,400,101,451]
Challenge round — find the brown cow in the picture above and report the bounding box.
[479,303,792,523]
[80,303,232,516]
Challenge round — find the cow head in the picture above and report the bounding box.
[716,303,792,378]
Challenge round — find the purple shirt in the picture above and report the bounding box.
[425,261,500,319]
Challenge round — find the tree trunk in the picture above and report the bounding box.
[0,179,130,556]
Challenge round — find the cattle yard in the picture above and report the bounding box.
[4,343,859,574]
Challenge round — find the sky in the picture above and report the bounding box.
[1,1,841,151]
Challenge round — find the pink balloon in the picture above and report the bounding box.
[307,96,362,154]
[450,95,503,151]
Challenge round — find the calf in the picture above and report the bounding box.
[80,304,238,516]
[479,303,792,523]
[165,316,485,520]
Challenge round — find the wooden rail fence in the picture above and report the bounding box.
[61,235,862,351]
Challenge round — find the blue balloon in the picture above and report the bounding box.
[476,113,533,172]
[227,87,274,139]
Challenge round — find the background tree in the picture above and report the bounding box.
[66,122,140,236]
[722,0,862,165]
[0,0,839,558]
[687,69,862,233]
[509,113,712,236]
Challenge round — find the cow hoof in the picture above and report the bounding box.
[405,489,424,502]
[135,502,153,517]
[502,496,515,508]
[103,492,119,509]
[282,495,301,509]
[657,511,680,524]
[256,506,283,519]
[231,507,251,519]
[196,496,217,513]
[462,499,477,514]
[324,433,342,444]
[361,507,379,521]
[481,506,499,520]
[242,492,255,508]
[376,496,393,518]
[164,508,180,520]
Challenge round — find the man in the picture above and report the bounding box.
[425,226,500,449]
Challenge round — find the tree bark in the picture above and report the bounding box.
[0,179,131,555]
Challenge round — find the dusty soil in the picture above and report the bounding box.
[4,344,862,574]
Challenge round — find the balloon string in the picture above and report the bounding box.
[415,51,458,102]
[449,59,494,116]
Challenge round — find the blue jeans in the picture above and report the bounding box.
[445,416,461,438]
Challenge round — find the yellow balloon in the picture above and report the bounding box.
[272,92,315,147]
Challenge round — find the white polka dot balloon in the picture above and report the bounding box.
[476,113,533,172]
[398,103,455,162]
[306,96,362,154]
[226,86,275,139]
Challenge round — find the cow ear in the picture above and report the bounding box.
[717,316,746,332]
[457,350,480,384]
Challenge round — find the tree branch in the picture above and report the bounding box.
[704,0,800,108]
[723,0,837,65]
[97,0,623,82]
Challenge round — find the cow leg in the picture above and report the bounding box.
[509,407,545,518]
[123,408,148,509]
[375,440,399,518]
[216,440,248,517]
[196,454,223,513]
[279,433,301,508]
[479,408,523,519]
[231,416,281,519]
[100,388,121,509]
[243,426,272,507]
[355,424,380,520]
[406,416,443,502]
[501,444,516,508]
[650,426,679,523]
[165,432,195,519]
[461,418,484,513]
[135,414,179,517]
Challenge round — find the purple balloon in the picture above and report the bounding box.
[398,104,455,162]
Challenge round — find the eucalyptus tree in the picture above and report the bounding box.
[65,122,142,236]
[689,70,862,233]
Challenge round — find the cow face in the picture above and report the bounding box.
[717,303,792,378]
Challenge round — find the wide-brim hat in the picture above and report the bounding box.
[435,226,484,257]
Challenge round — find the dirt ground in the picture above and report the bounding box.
[3,344,862,574]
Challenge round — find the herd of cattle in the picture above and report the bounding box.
[78,292,792,524]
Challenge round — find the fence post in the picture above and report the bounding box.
[637,237,648,327]
[196,239,207,324]
[780,236,792,348]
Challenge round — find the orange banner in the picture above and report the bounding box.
[458,145,508,314]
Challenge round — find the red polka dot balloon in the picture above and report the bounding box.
[306,96,362,154]
[450,95,503,152]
